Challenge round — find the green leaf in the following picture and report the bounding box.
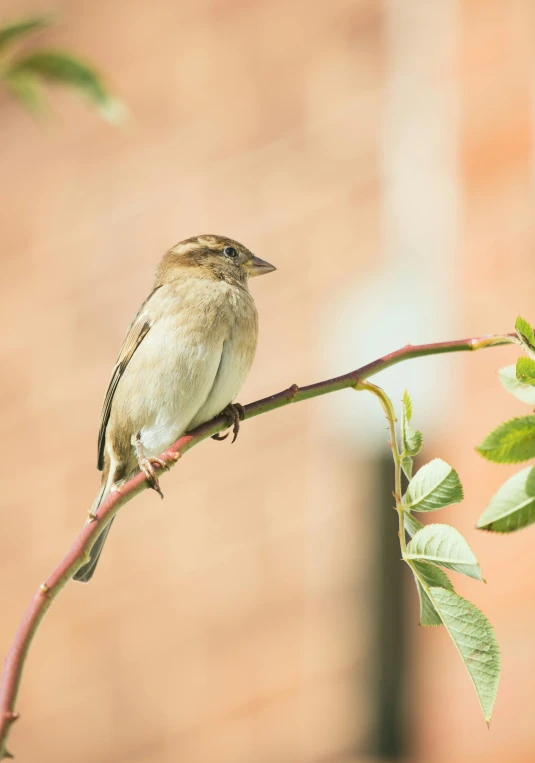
[427,587,500,723]
[498,365,535,405]
[477,466,535,533]
[401,455,413,480]
[405,429,423,458]
[516,357,535,387]
[515,316,535,356]
[0,15,52,50]
[9,51,126,124]
[476,415,535,464]
[406,523,482,581]
[2,70,45,116]
[412,560,453,627]
[401,390,423,458]
[404,511,424,538]
[404,458,463,512]
[402,390,413,422]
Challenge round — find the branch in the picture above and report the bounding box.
[0,332,518,758]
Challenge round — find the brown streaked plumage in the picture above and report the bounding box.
[74,234,276,582]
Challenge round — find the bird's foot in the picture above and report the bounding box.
[131,434,170,499]
[212,402,245,444]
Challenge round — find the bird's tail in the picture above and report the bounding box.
[73,483,115,583]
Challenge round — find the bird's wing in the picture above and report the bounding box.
[97,287,161,470]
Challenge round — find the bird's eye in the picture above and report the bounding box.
[223,246,238,258]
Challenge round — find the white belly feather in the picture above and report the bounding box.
[110,279,258,459]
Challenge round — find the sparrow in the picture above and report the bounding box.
[74,234,276,582]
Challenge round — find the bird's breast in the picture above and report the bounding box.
[129,280,258,455]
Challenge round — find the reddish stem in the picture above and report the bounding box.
[0,332,517,758]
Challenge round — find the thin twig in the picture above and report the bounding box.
[0,331,518,758]
[356,379,406,551]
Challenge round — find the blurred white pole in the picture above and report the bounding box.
[319,0,461,445]
[301,2,461,759]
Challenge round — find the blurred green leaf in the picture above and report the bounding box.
[515,316,535,357]
[516,357,535,387]
[498,365,535,404]
[427,587,500,724]
[0,15,52,50]
[9,51,125,123]
[406,523,482,581]
[412,560,453,627]
[2,70,45,116]
[404,458,463,512]
[476,416,535,464]
[477,466,535,533]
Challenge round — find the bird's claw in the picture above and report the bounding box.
[139,457,168,498]
[131,433,170,499]
[212,402,245,444]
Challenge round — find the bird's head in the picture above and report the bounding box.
[155,234,276,287]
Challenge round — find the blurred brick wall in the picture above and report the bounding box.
[0,1,381,762]
[414,2,535,762]
[0,1,534,762]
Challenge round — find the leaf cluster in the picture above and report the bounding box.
[476,316,535,532]
[397,393,499,723]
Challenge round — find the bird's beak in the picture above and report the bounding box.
[246,255,277,278]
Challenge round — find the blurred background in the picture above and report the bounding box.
[1,0,534,761]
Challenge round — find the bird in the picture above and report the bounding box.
[74,234,276,582]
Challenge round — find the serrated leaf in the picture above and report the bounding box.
[402,390,413,422]
[401,390,423,458]
[0,15,52,50]
[427,587,500,723]
[476,416,535,464]
[515,316,535,357]
[477,466,535,533]
[405,428,423,457]
[516,357,535,387]
[10,51,126,124]
[412,560,453,626]
[404,511,424,538]
[403,458,463,512]
[516,316,535,346]
[406,523,482,581]
[498,365,535,404]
